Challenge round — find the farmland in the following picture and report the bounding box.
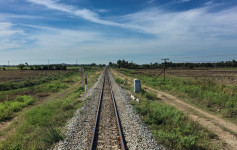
[135,68,237,85]
[0,67,102,149]
[0,70,74,83]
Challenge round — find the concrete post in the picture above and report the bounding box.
[134,79,140,93]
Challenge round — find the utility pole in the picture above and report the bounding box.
[76,59,77,66]
[48,60,49,70]
[8,61,10,70]
[161,58,169,81]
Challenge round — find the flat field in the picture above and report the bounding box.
[0,70,74,83]
[118,68,237,118]
[132,68,237,85]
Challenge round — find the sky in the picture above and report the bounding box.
[0,0,237,65]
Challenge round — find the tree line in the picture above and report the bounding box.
[17,63,67,70]
[109,59,237,69]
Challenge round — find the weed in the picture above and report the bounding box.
[42,124,64,146]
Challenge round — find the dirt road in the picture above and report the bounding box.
[111,69,237,149]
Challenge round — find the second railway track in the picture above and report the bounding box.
[90,69,126,150]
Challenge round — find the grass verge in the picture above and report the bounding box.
[115,76,218,149]
[117,68,237,119]
[0,86,84,149]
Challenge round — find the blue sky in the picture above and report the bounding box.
[0,0,237,65]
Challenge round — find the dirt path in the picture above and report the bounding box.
[111,69,237,149]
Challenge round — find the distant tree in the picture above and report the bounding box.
[34,65,41,70]
[29,65,34,70]
[43,65,48,70]
[91,63,96,67]
[17,64,25,70]
[117,60,122,68]
[109,62,113,66]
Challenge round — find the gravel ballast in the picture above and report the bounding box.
[108,71,164,150]
[53,70,165,150]
[53,71,105,150]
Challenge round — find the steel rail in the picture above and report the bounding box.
[108,72,126,150]
[90,71,105,150]
[89,69,126,150]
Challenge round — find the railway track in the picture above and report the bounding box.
[90,69,126,150]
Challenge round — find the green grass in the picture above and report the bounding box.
[0,95,35,121]
[0,67,101,122]
[134,101,213,149]
[0,86,84,149]
[0,73,76,122]
[117,68,237,118]
[37,82,68,92]
[115,77,124,84]
[0,67,102,149]
[115,76,217,149]
[0,71,76,91]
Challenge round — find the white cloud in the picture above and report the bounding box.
[26,0,73,13]
[26,0,117,26]
[205,1,214,6]
[0,22,19,37]
[2,1,237,64]
[25,0,237,40]
[0,22,24,50]
[25,0,143,30]
[120,6,237,40]
[147,0,156,4]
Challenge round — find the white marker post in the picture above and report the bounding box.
[85,72,87,92]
